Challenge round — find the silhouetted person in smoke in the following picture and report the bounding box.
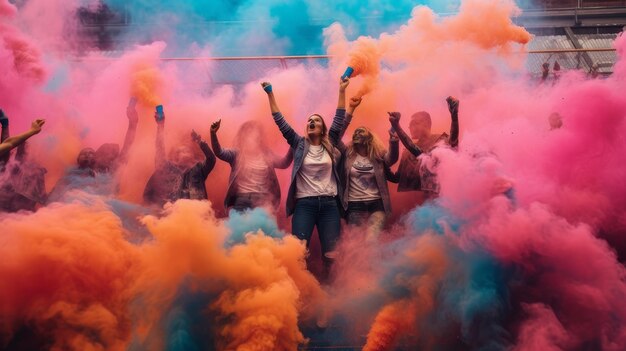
[143,108,216,207]
[387,96,459,199]
[261,78,349,282]
[541,62,550,81]
[0,142,48,212]
[0,109,45,159]
[47,99,138,202]
[95,98,139,173]
[589,63,600,79]
[0,111,47,212]
[549,112,563,130]
[553,60,561,81]
[210,118,293,213]
[333,95,399,242]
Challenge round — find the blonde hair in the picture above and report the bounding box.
[346,126,386,162]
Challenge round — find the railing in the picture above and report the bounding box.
[518,0,626,9]
[69,48,618,88]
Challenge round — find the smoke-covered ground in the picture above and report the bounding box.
[1,0,626,350]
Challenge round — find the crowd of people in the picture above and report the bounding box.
[0,77,460,280]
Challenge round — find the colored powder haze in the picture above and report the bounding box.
[1,0,626,350]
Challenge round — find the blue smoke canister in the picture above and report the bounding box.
[341,66,354,79]
[156,105,164,121]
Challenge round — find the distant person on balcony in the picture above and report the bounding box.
[541,62,550,81]
[553,61,561,81]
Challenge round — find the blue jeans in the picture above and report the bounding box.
[346,199,386,242]
[292,196,341,278]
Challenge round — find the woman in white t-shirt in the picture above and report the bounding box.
[261,78,350,281]
[335,97,399,242]
[210,119,293,212]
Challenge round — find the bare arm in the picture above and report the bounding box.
[447,96,459,149]
[209,119,236,163]
[0,120,45,158]
[1,110,10,164]
[0,109,8,142]
[388,112,422,157]
[119,99,139,164]
[337,78,348,110]
[339,96,362,141]
[154,112,166,169]
[384,129,400,167]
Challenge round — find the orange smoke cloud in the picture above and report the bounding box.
[327,0,530,101]
[363,301,415,351]
[131,64,164,107]
[346,37,382,97]
[0,198,139,350]
[444,0,531,49]
[363,234,449,351]
[0,198,323,350]
[136,200,324,350]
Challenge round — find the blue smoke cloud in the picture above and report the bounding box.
[92,0,462,56]
[225,207,284,245]
[325,202,513,350]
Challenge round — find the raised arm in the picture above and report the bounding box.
[384,164,399,183]
[1,109,10,164]
[0,120,45,158]
[261,82,301,148]
[384,128,400,167]
[329,78,349,145]
[0,109,8,143]
[446,96,459,149]
[273,148,294,169]
[339,96,362,141]
[210,119,236,163]
[154,110,166,168]
[191,130,216,178]
[388,112,422,157]
[119,98,139,164]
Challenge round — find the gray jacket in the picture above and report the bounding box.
[210,131,293,209]
[272,109,346,216]
[337,113,399,215]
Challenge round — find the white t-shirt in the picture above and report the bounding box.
[237,157,270,194]
[296,144,337,198]
[348,155,381,201]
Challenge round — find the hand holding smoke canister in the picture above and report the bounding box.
[342,66,354,80]
[128,97,138,108]
[262,82,273,93]
[0,109,8,128]
[155,105,164,123]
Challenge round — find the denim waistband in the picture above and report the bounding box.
[347,198,384,213]
[298,195,336,200]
